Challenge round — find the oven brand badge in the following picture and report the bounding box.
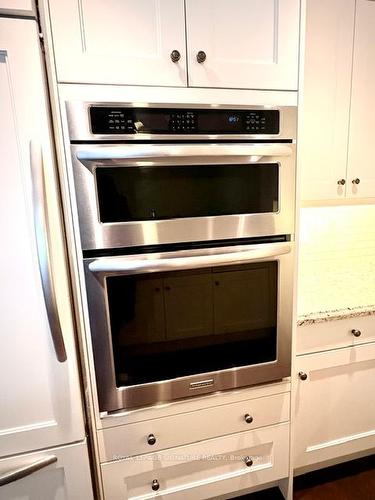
[189,379,214,390]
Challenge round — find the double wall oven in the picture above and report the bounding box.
[67,102,296,413]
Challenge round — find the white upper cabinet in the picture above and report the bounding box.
[46,0,300,90]
[0,0,34,15]
[47,0,187,86]
[300,0,375,202]
[0,17,85,458]
[347,0,375,198]
[299,0,355,201]
[185,0,300,90]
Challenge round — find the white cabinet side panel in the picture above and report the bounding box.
[0,17,85,458]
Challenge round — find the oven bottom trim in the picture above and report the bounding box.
[104,361,291,413]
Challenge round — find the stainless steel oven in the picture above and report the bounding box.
[67,103,296,251]
[66,102,296,412]
[84,240,294,412]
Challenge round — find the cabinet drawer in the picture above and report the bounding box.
[297,315,375,355]
[98,392,290,462]
[101,423,289,500]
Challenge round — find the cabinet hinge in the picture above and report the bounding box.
[38,32,46,53]
[35,3,45,52]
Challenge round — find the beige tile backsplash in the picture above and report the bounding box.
[298,205,375,316]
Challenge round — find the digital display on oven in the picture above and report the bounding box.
[89,107,280,135]
[198,111,243,133]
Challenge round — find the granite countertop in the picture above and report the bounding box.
[297,304,375,326]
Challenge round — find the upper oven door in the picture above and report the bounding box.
[71,143,296,250]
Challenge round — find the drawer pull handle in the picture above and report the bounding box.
[244,456,253,467]
[147,434,156,445]
[152,479,160,491]
[351,329,362,337]
[244,414,253,424]
[299,371,308,381]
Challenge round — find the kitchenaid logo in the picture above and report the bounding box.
[189,379,214,390]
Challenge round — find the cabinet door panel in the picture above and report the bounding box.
[0,442,93,500]
[347,0,375,198]
[164,273,213,340]
[0,18,84,458]
[294,343,375,470]
[48,0,187,86]
[299,0,355,201]
[115,277,165,346]
[186,0,299,90]
[214,266,276,335]
[0,0,33,14]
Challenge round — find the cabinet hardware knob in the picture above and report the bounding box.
[154,287,161,292]
[244,414,253,424]
[170,50,181,63]
[165,285,171,291]
[152,479,160,491]
[147,434,156,445]
[215,280,220,286]
[299,371,308,381]
[197,50,207,63]
[337,179,346,186]
[244,456,253,467]
[352,178,360,185]
[351,329,362,337]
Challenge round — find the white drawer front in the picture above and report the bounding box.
[297,315,375,355]
[101,423,289,500]
[98,392,290,461]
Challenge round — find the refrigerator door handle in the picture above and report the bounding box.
[30,141,67,362]
[0,456,57,487]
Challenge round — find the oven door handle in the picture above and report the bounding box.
[88,243,292,276]
[77,143,293,164]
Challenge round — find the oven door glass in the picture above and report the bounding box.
[95,163,279,223]
[106,261,278,387]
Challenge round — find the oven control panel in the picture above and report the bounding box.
[89,107,280,135]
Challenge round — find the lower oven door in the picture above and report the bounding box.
[84,241,294,412]
[72,142,295,250]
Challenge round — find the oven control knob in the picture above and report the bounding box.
[351,329,362,337]
[147,434,156,445]
[244,414,253,424]
[152,479,160,491]
[298,371,308,381]
[244,456,253,467]
[337,179,346,186]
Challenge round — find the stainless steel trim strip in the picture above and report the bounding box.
[0,456,57,487]
[89,242,291,276]
[77,143,293,163]
[30,142,67,363]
